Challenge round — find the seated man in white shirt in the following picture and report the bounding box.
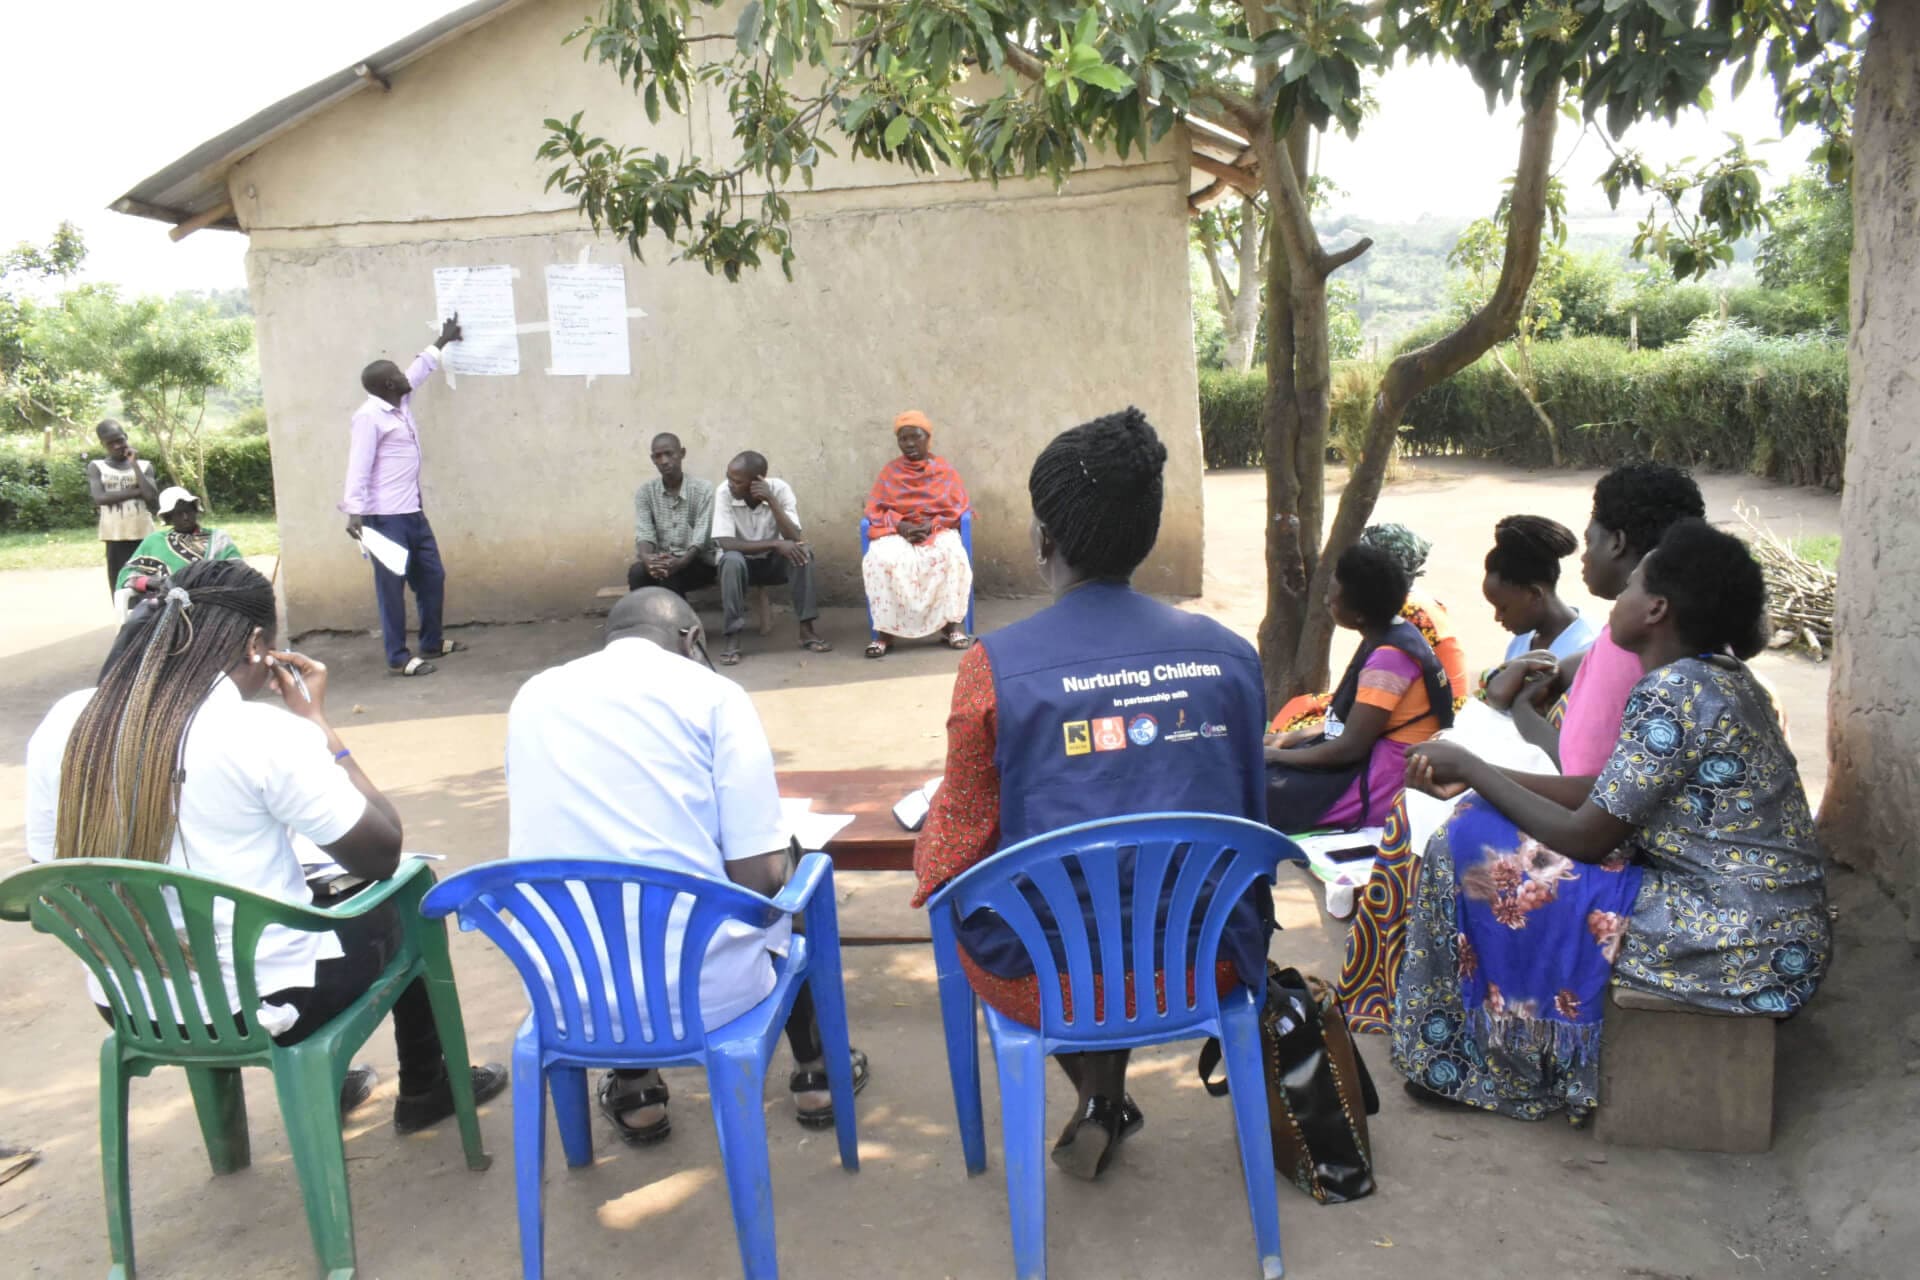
[504,587,867,1143]
[26,558,507,1131]
[711,450,832,665]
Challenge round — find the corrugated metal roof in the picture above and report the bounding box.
[110,0,526,230]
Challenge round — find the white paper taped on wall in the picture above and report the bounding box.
[545,263,631,376]
[432,265,520,375]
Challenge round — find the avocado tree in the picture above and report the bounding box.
[541,0,1864,701]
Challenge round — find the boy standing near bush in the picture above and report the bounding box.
[87,420,158,595]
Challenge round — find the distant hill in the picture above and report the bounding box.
[1316,209,1756,349]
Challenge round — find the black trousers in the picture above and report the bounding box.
[104,539,142,594]
[626,556,719,597]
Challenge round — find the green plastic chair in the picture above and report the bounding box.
[0,857,493,1279]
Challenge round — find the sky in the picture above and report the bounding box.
[0,3,1818,297]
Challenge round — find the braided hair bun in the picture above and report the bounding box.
[1485,514,1579,587]
[1029,407,1168,578]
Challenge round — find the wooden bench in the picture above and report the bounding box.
[1596,984,1782,1154]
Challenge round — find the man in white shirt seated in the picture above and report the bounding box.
[711,450,832,665]
[504,587,867,1143]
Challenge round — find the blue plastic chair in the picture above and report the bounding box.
[859,509,975,640]
[925,813,1304,1280]
[420,853,858,1280]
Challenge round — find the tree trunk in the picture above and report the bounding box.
[1294,89,1560,670]
[1821,4,1920,950]
[1253,118,1330,707]
[1222,201,1264,374]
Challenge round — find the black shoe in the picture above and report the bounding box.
[1052,1093,1129,1181]
[339,1064,378,1116]
[394,1063,508,1135]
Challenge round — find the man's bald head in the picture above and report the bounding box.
[606,586,700,648]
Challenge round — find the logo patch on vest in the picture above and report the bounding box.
[1200,722,1230,739]
[1091,717,1127,752]
[1128,714,1159,746]
[1062,721,1092,755]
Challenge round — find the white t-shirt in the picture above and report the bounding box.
[1502,610,1600,664]
[505,637,790,1033]
[26,680,367,1033]
[711,475,802,544]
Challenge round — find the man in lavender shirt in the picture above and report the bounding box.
[341,313,469,676]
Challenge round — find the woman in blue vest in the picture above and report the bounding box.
[913,407,1271,1181]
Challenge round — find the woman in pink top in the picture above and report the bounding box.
[1487,463,1706,771]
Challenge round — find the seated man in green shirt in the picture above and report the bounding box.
[117,487,242,595]
[627,432,718,597]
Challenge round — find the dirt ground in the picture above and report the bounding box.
[1,459,1912,1279]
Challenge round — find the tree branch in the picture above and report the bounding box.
[1191,152,1261,195]
[1318,236,1374,273]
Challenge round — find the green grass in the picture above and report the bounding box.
[0,514,281,573]
[1791,534,1840,570]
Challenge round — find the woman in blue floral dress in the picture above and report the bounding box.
[1390,519,1829,1122]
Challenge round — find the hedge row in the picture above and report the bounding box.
[0,433,277,531]
[1199,331,1847,491]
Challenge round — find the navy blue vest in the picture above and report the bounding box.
[962,582,1272,987]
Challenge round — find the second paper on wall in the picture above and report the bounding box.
[546,263,631,376]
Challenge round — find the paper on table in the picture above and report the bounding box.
[545,263,631,376]
[357,524,409,576]
[779,797,856,852]
[432,265,520,375]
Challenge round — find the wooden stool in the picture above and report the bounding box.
[1596,985,1780,1153]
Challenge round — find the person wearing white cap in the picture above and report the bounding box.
[115,486,243,597]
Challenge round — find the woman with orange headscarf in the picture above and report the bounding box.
[862,411,974,658]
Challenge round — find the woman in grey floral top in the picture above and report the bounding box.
[1392,519,1828,1121]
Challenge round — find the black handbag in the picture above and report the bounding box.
[1198,964,1382,1203]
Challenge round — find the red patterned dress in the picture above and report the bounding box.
[912,645,1238,1026]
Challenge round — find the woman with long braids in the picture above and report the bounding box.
[913,408,1271,1181]
[25,558,506,1130]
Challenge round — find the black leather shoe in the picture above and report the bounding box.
[394,1064,508,1135]
[339,1064,377,1116]
[1052,1094,1128,1181]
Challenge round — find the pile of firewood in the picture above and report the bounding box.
[1735,503,1836,659]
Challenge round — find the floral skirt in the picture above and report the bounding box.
[862,528,972,639]
[1389,798,1641,1122]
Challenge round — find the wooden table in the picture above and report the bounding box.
[779,769,930,942]
[777,769,928,872]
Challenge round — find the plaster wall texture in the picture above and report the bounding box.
[1822,0,1920,946]
[230,0,1204,634]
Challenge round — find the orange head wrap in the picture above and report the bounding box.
[894,410,933,437]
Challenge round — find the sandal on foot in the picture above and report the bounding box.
[944,630,974,650]
[791,1048,870,1128]
[719,646,743,667]
[798,637,833,653]
[421,639,468,658]
[389,657,438,677]
[864,640,889,660]
[598,1070,672,1145]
